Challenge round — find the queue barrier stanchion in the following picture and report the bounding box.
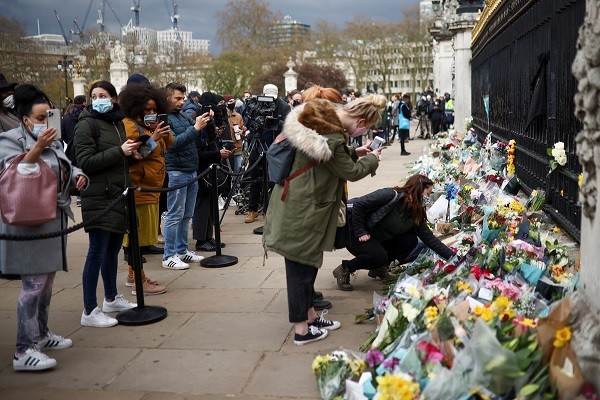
[253,152,269,236]
[117,188,168,325]
[200,165,238,268]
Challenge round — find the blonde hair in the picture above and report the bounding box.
[343,94,387,125]
[301,85,344,104]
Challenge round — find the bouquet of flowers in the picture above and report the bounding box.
[527,188,546,212]
[547,142,567,176]
[312,350,365,400]
[507,139,516,177]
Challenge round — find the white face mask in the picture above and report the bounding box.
[30,124,46,138]
[2,94,14,109]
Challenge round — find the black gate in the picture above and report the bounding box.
[471,0,585,241]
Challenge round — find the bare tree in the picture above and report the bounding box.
[216,0,278,52]
[399,6,434,102]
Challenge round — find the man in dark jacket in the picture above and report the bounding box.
[244,83,291,223]
[162,83,210,270]
[62,95,86,145]
[182,90,202,119]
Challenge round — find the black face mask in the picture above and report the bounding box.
[226,103,235,110]
[292,100,302,107]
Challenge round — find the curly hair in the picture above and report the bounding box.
[118,84,171,120]
[393,174,433,225]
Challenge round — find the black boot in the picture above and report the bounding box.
[400,141,411,156]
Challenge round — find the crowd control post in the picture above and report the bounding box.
[117,188,168,325]
[253,153,269,236]
[200,165,238,268]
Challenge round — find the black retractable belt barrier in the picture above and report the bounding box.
[200,165,238,268]
[116,188,168,325]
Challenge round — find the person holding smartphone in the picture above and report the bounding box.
[0,84,87,370]
[118,83,174,295]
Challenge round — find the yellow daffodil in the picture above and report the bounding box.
[579,173,584,187]
[520,318,536,328]
[500,308,516,321]
[553,326,572,348]
[480,307,495,322]
[473,305,484,316]
[492,296,512,313]
[312,355,327,374]
[456,281,473,294]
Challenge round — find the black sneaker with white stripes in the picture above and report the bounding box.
[308,310,341,330]
[35,332,73,351]
[13,348,57,371]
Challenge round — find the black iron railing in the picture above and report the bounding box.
[471,0,584,241]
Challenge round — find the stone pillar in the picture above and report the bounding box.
[449,14,477,132]
[431,26,454,96]
[283,58,298,95]
[110,62,129,93]
[72,77,86,97]
[571,0,600,387]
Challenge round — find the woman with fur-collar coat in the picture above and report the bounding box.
[263,95,386,346]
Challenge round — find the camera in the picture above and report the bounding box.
[245,96,280,135]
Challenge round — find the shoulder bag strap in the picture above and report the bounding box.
[280,160,318,202]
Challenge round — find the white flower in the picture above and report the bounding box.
[401,303,420,322]
[404,284,421,299]
[554,142,565,150]
[556,154,567,166]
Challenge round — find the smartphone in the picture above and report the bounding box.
[157,114,168,126]
[369,136,386,150]
[202,104,213,118]
[136,134,151,144]
[46,109,62,139]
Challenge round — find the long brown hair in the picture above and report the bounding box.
[393,174,433,224]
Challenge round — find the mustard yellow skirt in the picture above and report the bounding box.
[123,203,159,247]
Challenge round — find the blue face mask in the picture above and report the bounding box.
[31,124,46,138]
[144,114,157,124]
[92,98,113,113]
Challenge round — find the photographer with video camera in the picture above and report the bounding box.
[243,83,291,223]
[192,92,234,252]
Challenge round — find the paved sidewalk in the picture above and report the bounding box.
[0,137,432,400]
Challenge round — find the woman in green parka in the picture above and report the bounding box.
[73,80,142,328]
[263,94,386,345]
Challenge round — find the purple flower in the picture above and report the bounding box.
[383,357,400,370]
[365,349,384,368]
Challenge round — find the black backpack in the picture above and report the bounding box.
[65,117,100,168]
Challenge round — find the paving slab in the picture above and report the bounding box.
[0,388,144,400]
[168,268,272,289]
[161,312,290,351]
[109,349,262,395]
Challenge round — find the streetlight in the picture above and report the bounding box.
[57,55,73,109]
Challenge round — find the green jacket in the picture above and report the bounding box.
[73,106,130,234]
[263,100,379,268]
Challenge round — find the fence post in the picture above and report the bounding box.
[200,165,238,268]
[116,187,168,325]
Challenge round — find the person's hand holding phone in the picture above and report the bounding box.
[194,113,211,131]
[121,139,141,156]
[151,122,170,142]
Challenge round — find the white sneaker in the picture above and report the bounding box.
[35,332,73,351]
[13,348,57,371]
[228,198,236,207]
[218,197,225,210]
[177,250,204,263]
[102,294,137,313]
[80,307,118,328]
[162,255,190,270]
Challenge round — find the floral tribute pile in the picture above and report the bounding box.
[313,129,591,400]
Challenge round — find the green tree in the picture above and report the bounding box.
[202,52,257,97]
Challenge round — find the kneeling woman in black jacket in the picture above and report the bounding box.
[333,174,455,290]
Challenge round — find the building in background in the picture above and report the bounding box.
[268,15,310,47]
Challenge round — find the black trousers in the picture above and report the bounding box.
[344,232,418,273]
[285,258,318,323]
[399,129,410,153]
[192,187,213,242]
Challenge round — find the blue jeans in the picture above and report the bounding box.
[82,229,123,312]
[232,153,242,173]
[164,170,198,259]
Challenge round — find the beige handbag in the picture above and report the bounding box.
[337,201,347,227]
[0,153,57,225]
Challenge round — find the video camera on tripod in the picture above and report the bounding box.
[245,96,280,136]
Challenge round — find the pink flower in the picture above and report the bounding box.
[417,341,444,364]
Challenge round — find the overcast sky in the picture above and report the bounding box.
[2,0,420,53]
